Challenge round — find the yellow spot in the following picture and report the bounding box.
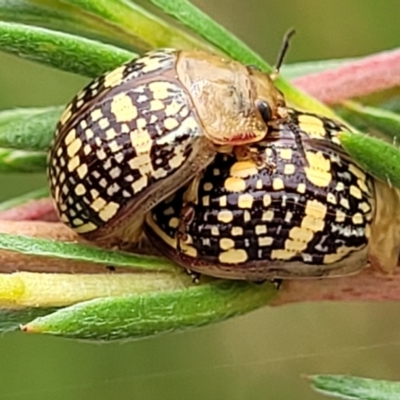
[148,81,176,100]
[262,210,274,221]
[83,144,92,155]
[67,156,80,172]
[67,138,82,158]
[202,196,210,206]
[59,104,72,125]
[109,140,122,153]
[231,226,243,236]
[263,194,272,207]
[141,57,163,73]
[219,249,248,264]
[358,179,369,193]
[106,128,117,140]
[99,202,119,222]
[91,197,106,212]
[219,195,227,207]
[75,222,97,233]
[103,65,125,88]
[297,183,306,194]
[280,148,293,160]
[165,101,182,116]
[211,226,219,236]
[169,217,179,228]
[298,114,325,137]
[150,99,164,111]
[243,210,251,222]
[273,178,284,191]
[258,236,273,247]
[85,128,94,140]
[285,239,307,252]
[304,151,331,187]
[111,92,138,123]
[352,213,364,225]
[90,189,99,199]
[218,210,233,223]
[256,179,263,189]
[284,164,296,175]
[350,185,362,199]
[238,194,253,209]
[340,197,350,209]
[64,129,76,146]
[220,238,235,250]
[301,216,324,232]
[336,210,346,222]
[130,128,152,154]
[336,182,345,191]
[289,227,313,243]
[359,202,371,213]
[164,117,179,130]
[327,192,337,204]
[77,163,88,179]
[271,249,294,260]
[224,177,246,192]
[365,224,371,238]
[74,184,86,196]
[349,163,366,181]
[230,160,258,178]
[203,182,213,191]
[305,199,327,219]
[180,242,197,258]
[72,218,83,226]
[90,108,103,121]
[255,225,267,235]
[98,118,109,129]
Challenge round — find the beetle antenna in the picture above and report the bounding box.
[271,28,296,80]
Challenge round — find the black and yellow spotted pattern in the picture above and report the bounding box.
[145,109,376,280]
[48,49,215,243]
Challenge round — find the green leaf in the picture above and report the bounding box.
[23,279,276,340]
[339,131,400,189]
[0,106,62,151]
[0,233,177,272]
[309,374,400,399]
[0,0,144,51]
[0,21,135,77]
[340,101,400,142]
[62,0,215,53]
[0,149,46,172]
[0,187,49,211]
[149,0,268,68]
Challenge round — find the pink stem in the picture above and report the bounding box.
[0,198,59,222]
[292,48,400,104]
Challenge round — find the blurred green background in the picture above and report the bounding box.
[0,1,400,399]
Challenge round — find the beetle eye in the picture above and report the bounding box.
[257,101,272,123]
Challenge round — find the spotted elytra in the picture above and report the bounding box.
[144,109,400,281]
[47,43,291,247]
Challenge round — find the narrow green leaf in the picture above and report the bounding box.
[0,21,135,77]
[341,101,400,142]
[0,149,46,172]
[149,0,268,68]
[339,131,400,189]
[0,106,62,151]
[0,187,49,211]
[0,233,177,272]
[0,0,144,51]
[62,0,215,53]
[23,279,276,340]
[309,374,400,400]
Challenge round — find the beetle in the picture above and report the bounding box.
[47,46,289,248]
[143,108,396,281]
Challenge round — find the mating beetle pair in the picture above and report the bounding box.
[47,46,399,281]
